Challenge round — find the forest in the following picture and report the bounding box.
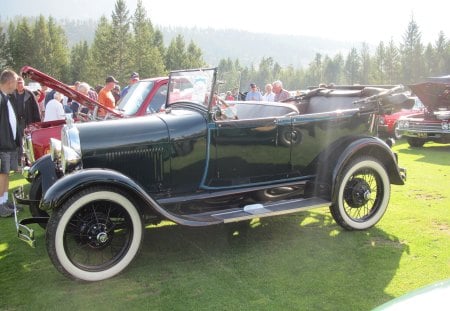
[1,0,449,91]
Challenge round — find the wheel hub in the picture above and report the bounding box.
[78,213,114,249]
[344,178,371,208]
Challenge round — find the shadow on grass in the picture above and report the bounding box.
[1,209,408,310]
[396,143,450,166]
[123,212,408,310]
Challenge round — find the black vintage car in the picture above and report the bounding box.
[15,68,406,281]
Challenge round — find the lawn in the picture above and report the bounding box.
[0,141,449,310]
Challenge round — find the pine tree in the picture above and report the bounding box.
[344,47,360,84]
[110,0,131,82]
[91,16,113,85]
[70,41,91,83]
[372,41,386,84]
[165,34,186,71]
[384,39,401,84]
[31,16,51,73]
[359,42,371,84]
[0,23,12,68]
[400,16,424,83]
[8,18,34,71]
[131,0,165,78]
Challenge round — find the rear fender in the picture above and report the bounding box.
[313,136,405,199]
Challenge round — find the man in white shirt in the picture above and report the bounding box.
[44,92,66,122]
[0,69,20,217]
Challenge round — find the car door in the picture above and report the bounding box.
[204,115,294,189]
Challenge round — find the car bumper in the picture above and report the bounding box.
[13,188,48,248]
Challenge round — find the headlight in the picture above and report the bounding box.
[61,145,81,174]
[442,122,449,130]
[61,124,81,155]
[379,118,385,125]
[399,120,409,129]
[60,124,82,174]
[49,138,62,161]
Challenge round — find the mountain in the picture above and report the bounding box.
[159,27,358,68]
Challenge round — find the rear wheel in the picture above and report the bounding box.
[330,157,390,230]
[46,187,143,281]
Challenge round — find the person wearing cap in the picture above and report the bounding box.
[98,76,118,116]
[121,72,139,98]
[245,83,263,101]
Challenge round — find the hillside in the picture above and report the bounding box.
[2,18,361,68]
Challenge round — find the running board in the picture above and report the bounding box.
[211,197,331,223]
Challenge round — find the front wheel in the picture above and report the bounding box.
[393,122,402,140]
[330,157,390,230]
[46,187,143,281]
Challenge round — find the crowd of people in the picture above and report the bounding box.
[243,80,291,102]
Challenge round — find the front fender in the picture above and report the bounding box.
[27,154,60,193]
[40,169,218,227]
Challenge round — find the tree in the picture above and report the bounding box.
[384,39,401,84]
[31,16,51,73]
[0,23,12,68]
[91,16,113,85]
[70,40,91,83]
[8,18,34,71]
[400,15,424,83]
[130,0,165,78]
[46,17,70,81]
[433,31,449,75]
[372,41,386,84]
[359,42,371,84]
[344,47,360,84]
[110,0,132,82]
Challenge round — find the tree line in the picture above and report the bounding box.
[1,0,449,91]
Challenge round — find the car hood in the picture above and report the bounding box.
[20,66,122,117]
[409,75,450,112]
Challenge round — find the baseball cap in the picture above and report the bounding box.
[130,72,139,80]
[106,76,118,83]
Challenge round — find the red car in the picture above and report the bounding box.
[378,96,424,139]
[21,66,168,162]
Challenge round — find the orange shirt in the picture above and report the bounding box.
[98,87,115,116]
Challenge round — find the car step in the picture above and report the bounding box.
[211,197,331,223]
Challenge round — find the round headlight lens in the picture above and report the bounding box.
[442,122,449,130]
[61,145,81,174]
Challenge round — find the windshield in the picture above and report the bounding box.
[168,68,216,107]
[117,81,155,116]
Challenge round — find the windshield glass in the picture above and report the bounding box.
[168,68,216,107]
[117,81,154,116]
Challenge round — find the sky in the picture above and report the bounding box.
[2,0,448,44]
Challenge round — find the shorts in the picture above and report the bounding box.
[0,151,18,174]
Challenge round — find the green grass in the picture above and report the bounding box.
[1,141,449,311]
